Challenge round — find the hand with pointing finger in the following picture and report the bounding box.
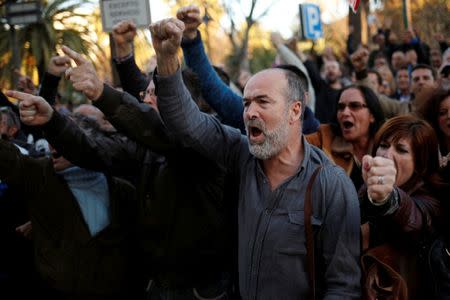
[362,155,397,204]
[5,90,53,126]
[47,55,71,77]
[62,45,104,101]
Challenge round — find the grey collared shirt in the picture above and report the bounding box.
[156,69,361,299]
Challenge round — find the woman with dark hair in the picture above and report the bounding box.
[418,88,450,172]
[360,115,444,299]
[417,88,450,298]
[306,85,385,188]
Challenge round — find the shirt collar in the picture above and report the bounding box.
[300,135,311,172]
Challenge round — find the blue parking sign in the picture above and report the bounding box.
[299,4,323,40]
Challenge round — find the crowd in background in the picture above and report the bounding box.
[0,3,449,300]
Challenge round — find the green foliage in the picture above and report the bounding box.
[0,0,103,88]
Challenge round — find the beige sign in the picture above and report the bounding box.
[100,0,151,32]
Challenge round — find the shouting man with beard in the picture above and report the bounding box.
[149,18,361,300]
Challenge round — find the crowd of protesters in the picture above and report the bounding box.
[0,3,449,300]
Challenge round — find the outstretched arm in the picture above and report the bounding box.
[61,45,173,154]
[150,18,244,166]
[271,32,316,112]
[93,84,174,153]
[6,90,146,176]
[38,55,71,105]
[111,20,149,100]
[178,5,245,132]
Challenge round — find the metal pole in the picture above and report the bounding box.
[10,25,20,89]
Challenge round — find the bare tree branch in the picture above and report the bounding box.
[222,0,238,48]
[218,0,273,76]
[255,0,278,20]
[246,0,258,24]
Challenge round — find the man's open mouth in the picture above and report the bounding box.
[250,126,263,138]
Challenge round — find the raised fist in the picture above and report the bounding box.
[350,47,369,72]
[362,155,397,204]
[149,18,185,58]
[176,5,202,40]
[112,20,137,58]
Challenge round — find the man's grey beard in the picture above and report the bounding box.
[246,114,290,160]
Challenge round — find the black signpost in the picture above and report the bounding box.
[4,0,42,88]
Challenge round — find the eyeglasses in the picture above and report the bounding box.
[337,102,368,112]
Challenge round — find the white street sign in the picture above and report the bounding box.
[100,0,151,32]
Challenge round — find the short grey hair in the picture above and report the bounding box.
[273,65,308,118]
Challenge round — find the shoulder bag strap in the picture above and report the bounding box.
[305,165,323,300]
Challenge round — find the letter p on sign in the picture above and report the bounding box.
[299,4,323,40]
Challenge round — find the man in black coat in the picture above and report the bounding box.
[7,44,239,299]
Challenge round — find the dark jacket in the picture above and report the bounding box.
[440,164,450,246]
[361,183,443,300]
[114,55,148,101]
[0,140,138,298]
[0,162,36,299]
[41,88,237,289]
[361,183,442,247]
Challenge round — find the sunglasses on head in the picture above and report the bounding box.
[337,102,368,111]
